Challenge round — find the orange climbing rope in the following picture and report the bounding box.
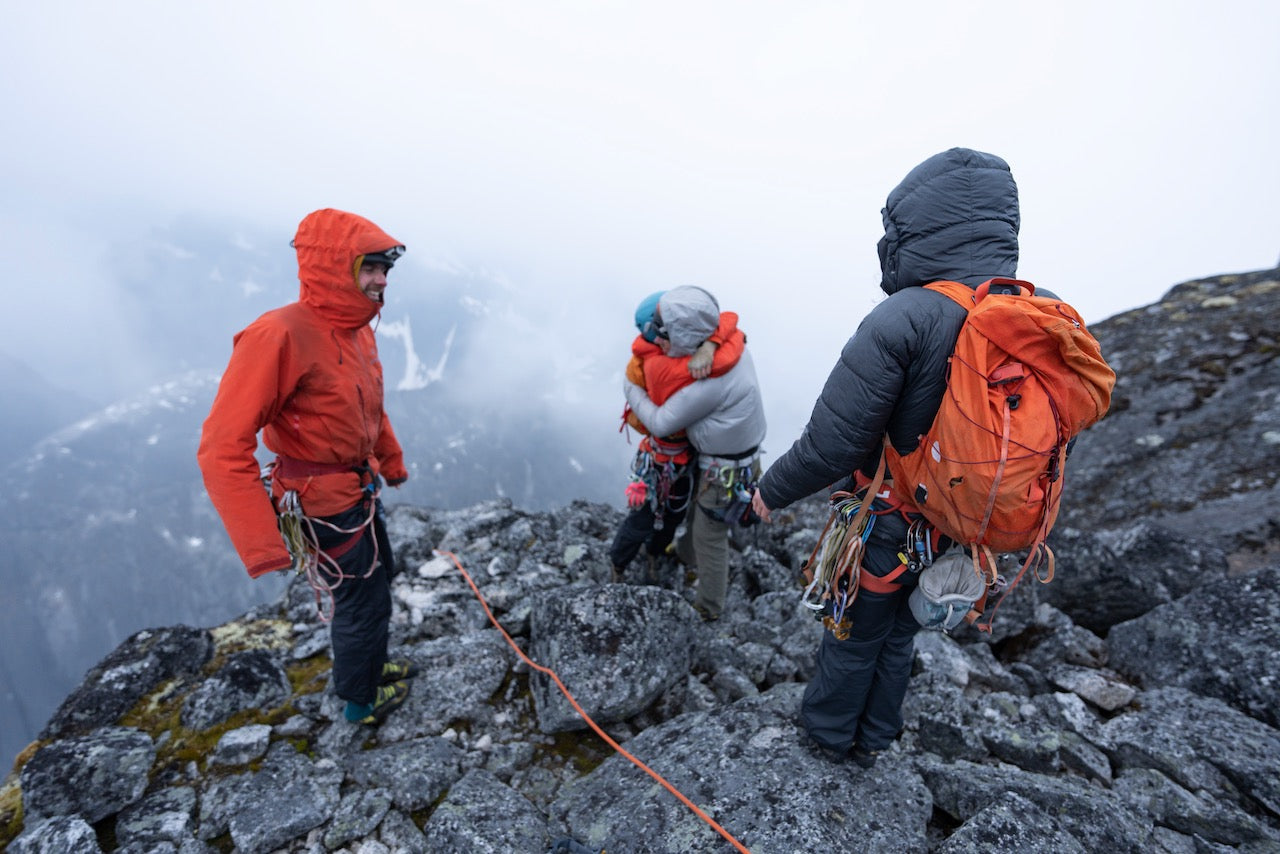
[436,550,753,854]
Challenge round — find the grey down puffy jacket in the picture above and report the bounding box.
[758,147,1024,509]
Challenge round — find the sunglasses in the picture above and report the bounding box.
[640,317,669,343]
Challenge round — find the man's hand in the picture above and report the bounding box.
[751,487,773,523]
[386,477,408,487]
[688,340,718,379]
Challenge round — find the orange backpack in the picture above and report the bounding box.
[884,278,1116,628]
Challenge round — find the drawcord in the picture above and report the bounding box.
[277,483,381,623]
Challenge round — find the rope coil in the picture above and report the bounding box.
[277,488,380,623]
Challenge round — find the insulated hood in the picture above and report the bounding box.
[877,148,1020,296]
[657,286,720,357]
[293,208,404,328]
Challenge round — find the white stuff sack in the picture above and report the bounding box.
[909,550,987,631]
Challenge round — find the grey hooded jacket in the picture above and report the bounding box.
[624,286,767,458]
[757,148,1021,509]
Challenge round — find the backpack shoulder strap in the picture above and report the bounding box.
[923,278,1038,309]
[922,280,976,309]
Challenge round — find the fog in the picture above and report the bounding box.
[3,0,1278,459]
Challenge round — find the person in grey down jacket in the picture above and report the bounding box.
[624,285,767,621]
[750,147,1023,767]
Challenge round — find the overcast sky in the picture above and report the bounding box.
[3,1,1277,450]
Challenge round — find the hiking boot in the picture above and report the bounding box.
[803,732,848,764]
[381,657,420,684]
[346,681,410,725]
[850,745,881,769]
[816,744,849,764]
[692,602,720,623]
[611,565,624,583]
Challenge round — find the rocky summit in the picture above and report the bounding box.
[3,268,1279,853]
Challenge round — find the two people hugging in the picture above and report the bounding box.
[609,285,767,622]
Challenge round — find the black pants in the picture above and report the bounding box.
[315,499,394,706]
[800,508,921,754]
[608,468,693,569]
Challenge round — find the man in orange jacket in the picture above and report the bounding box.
[198,208,418,725]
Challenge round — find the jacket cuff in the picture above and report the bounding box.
[757,481,784,513]
[247,556,292,578]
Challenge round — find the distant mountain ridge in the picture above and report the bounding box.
[0,352,98,470]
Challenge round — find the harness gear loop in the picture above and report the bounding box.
[798,447,889,639]
[700,450,762,529]
[628,438,694,530]
[969,541,1056,632]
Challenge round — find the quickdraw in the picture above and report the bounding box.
[799,492,877,639]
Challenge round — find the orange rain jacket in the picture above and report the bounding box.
[623,311,745,434]
[197,209,410,578]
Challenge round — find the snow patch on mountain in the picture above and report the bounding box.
[380,316,453,391]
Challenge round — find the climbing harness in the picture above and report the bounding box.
[799,490,878,639]
[699,450,762,529]
[798,452,949,640]
[267,459,383,623]
[627,437,694,531]
[441,549,752,854]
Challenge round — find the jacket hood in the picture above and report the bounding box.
[293,208,404,328]
[657,286,720,357]
[877,148,1019,296]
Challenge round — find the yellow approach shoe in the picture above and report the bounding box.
[380,657,420,684]
[347,681,411,725]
